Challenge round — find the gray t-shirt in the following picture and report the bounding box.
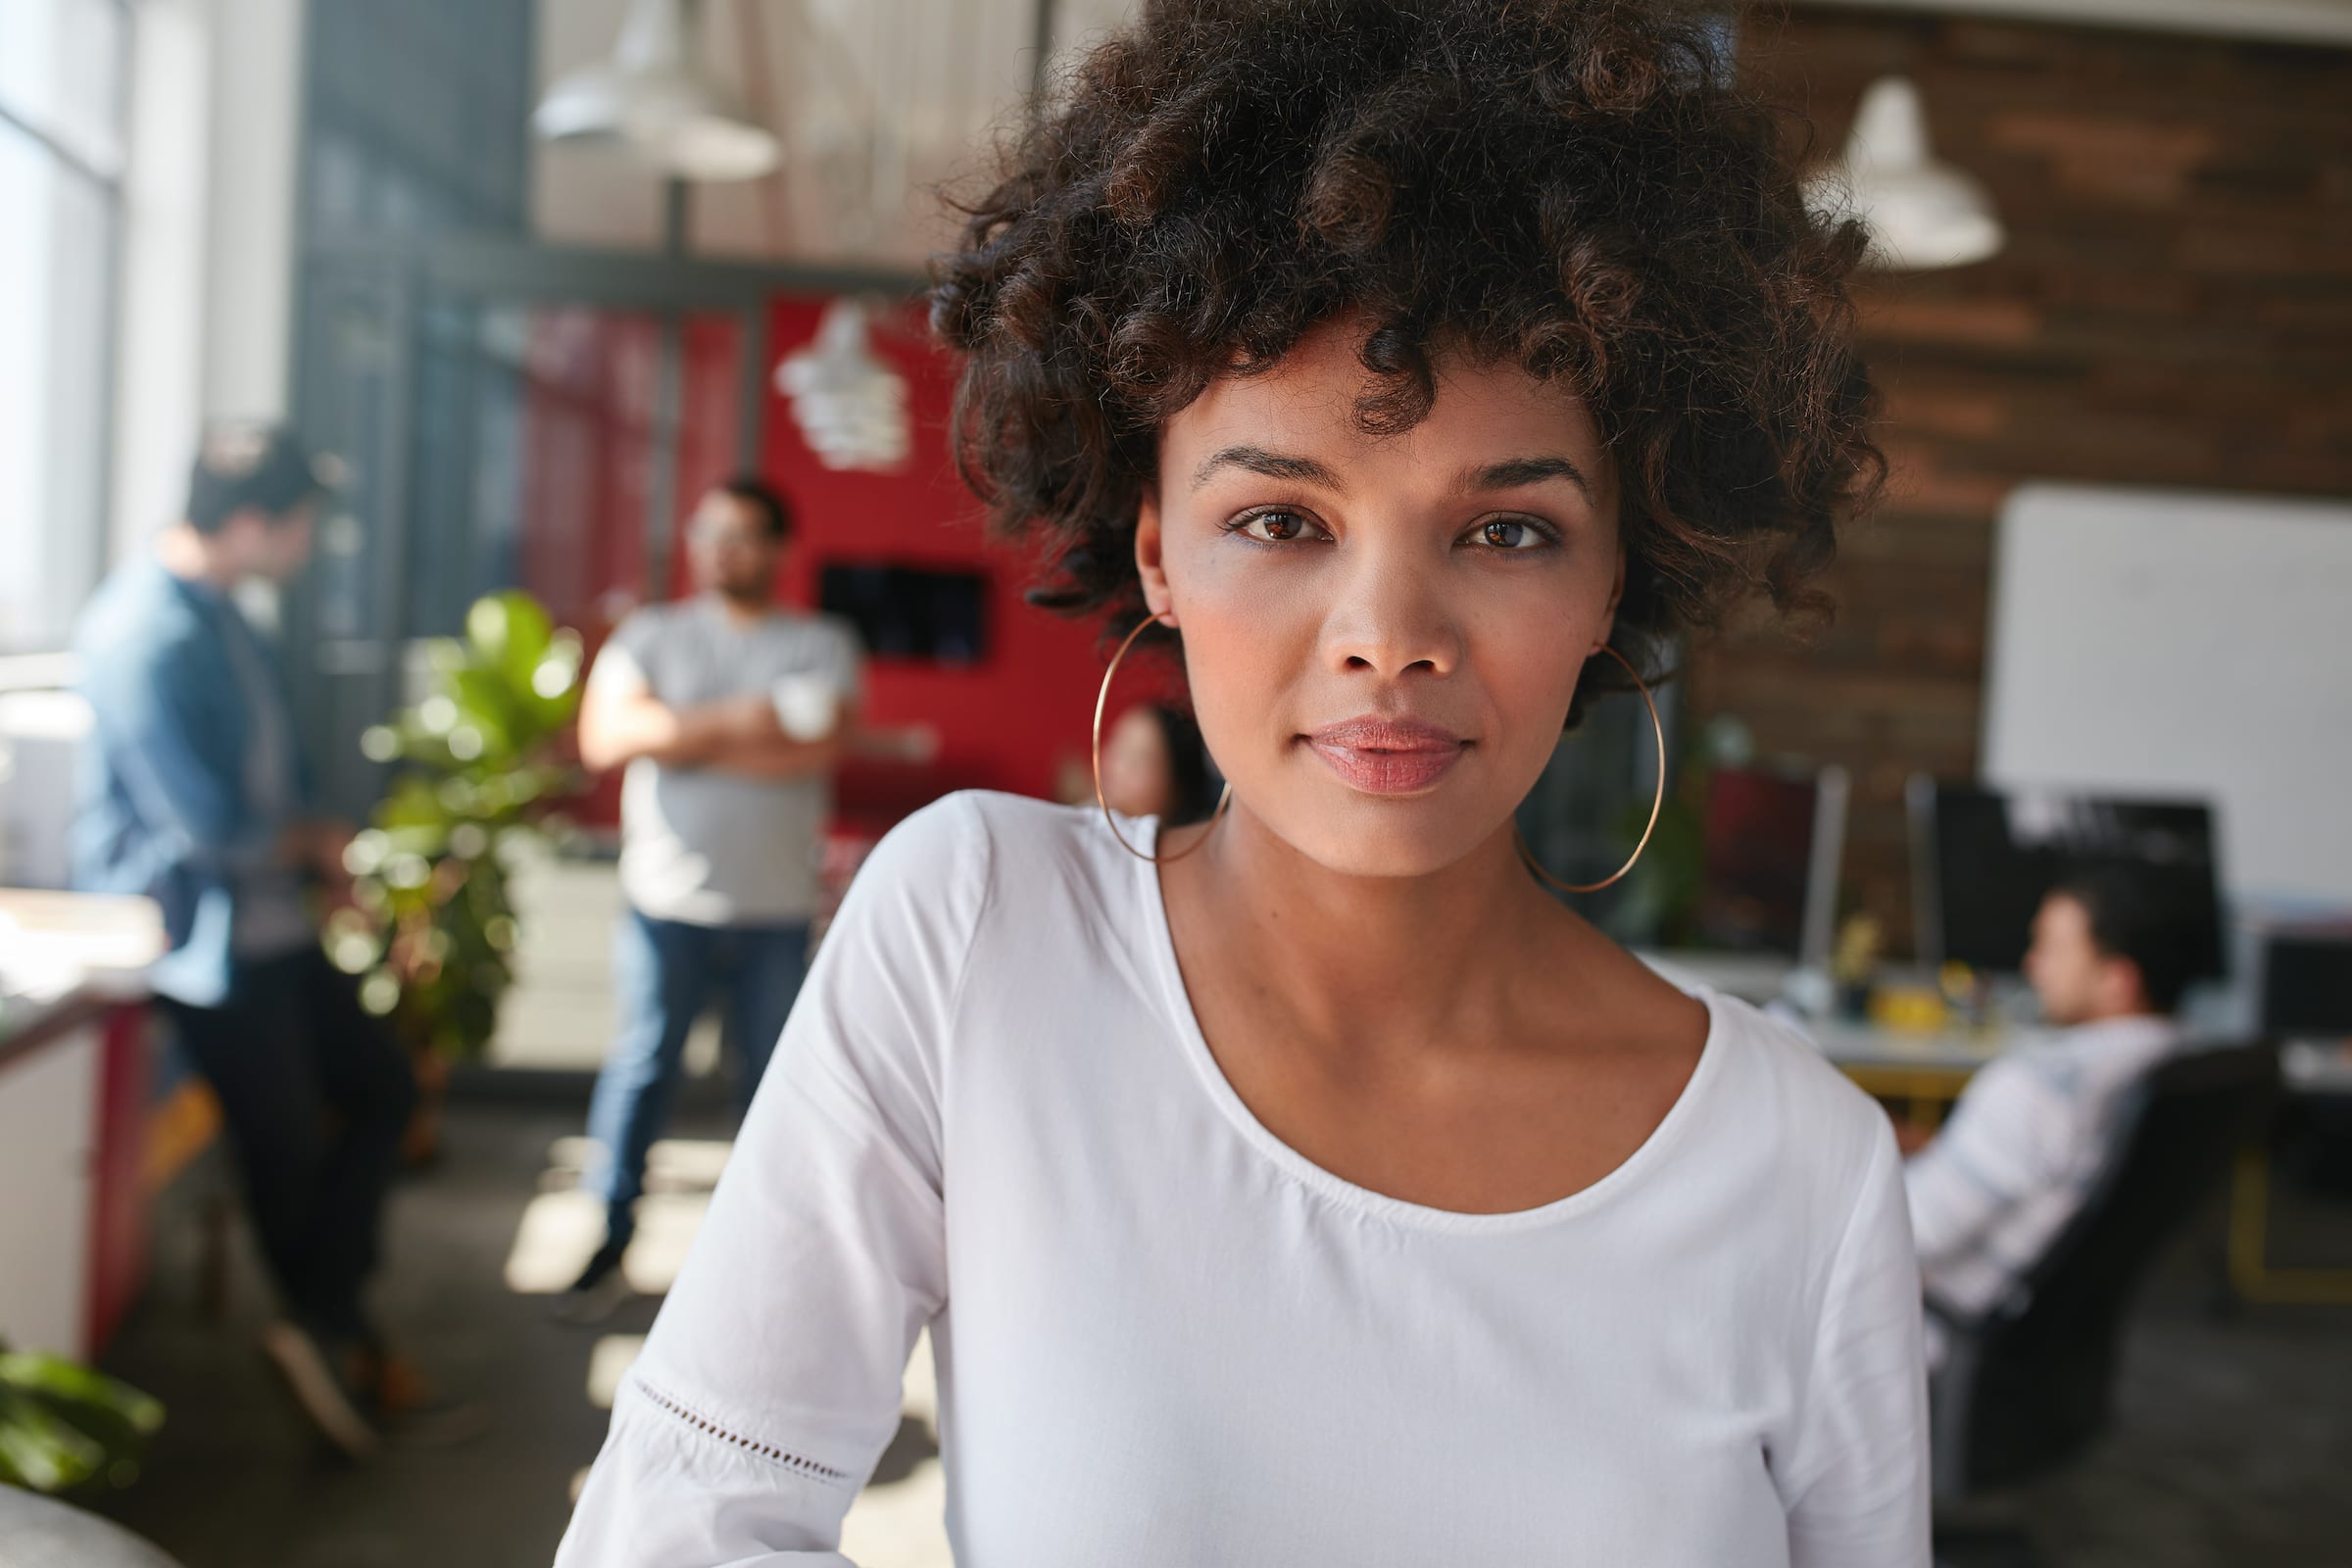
[594,599,862,927]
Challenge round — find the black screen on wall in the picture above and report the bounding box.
[818,564,988,665]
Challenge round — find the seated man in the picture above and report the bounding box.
[1904,865,2202,1360]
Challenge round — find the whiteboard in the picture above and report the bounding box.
[1984,483,2352,906]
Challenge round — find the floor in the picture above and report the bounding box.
[95,1096,957,1568]
[90,1095,2352,1568]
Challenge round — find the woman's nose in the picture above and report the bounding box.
[1319,543,1463,679]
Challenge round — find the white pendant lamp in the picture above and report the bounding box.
[534,0,781,183]
[1809,76,2003,271]
[776,300,911,472]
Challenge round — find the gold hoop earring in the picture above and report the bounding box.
[1514,644,1666,896]
[1093,615,1231,864]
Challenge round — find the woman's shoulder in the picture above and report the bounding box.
[826,793,1149,1022]
[1695,991,1902,1195]
[868,788,1123,863]
[858,789,1140,917]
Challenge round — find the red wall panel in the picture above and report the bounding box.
[759,295,1105,834]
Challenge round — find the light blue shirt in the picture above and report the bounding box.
[1907,1012,2181,1323]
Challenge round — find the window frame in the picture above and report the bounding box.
[0,0,131,657]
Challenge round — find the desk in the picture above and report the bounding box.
[1639,950,1795,1009]
[2280,1039,2352,1096]
[2231,1039,2352,1305]
[1805,1017,2013,1112]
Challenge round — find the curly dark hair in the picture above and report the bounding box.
[931,0,1881,710]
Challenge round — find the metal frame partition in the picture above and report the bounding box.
[287,233,922,817]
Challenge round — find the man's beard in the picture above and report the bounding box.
[717,580,770,610]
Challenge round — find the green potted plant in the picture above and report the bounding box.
[324,592,585,1153]
[0,1344,162,1494]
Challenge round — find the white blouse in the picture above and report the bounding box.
[556,792,1929,1567]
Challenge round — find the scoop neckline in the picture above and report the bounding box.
[1131,812,1726,1236]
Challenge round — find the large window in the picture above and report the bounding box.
[0,0,125,652]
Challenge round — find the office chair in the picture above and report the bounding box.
[1928,1041,2279,1565]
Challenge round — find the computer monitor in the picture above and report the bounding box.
[818,563,988,664]
[1907,779,2228,979]
[1693,765,1847,968]
[2259,929,2352,1036]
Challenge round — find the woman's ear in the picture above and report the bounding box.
[1135,487,1174,621]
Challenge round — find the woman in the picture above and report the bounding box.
[558,3,1924,1564]
[1098,703,1220,827]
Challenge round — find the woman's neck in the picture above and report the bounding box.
[1160,803,1588,1056]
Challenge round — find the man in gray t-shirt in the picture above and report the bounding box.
[565,476,862,1310]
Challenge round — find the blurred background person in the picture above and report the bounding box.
[1095,702,1220,827]
[69,424,422,1458]
[1903,865,2199,1362]
[563,476,862,1317]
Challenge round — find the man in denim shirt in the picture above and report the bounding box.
[73,424,417,1457]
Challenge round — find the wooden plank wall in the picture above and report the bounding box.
[1710,8,2352,951]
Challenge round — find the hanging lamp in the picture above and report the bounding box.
[533,0,781,183]
[1808,76,2003,270]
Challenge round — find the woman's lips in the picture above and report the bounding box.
[1302,716,1468,796]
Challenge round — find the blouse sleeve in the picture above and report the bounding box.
[554,794,990,1567]
[1780,1120,1933,1568]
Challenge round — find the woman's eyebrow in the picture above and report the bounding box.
[1191,445,1343,491]
[1460,456,1594,501]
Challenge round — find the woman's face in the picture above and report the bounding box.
[1137,320,1623,879]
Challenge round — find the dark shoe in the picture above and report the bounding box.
[358,1350,491,1448]
[552,1237,632,1325]
[259,1319,379,1460]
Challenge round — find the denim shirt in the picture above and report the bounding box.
[70,558,314,1006]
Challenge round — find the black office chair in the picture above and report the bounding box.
[1929,1041,2278,1533]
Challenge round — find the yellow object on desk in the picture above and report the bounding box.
[1867,982,1949,1034]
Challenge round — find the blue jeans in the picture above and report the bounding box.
[583,910,810,1249]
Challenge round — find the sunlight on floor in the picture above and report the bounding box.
[544,1135,734,1192]
[500,1188,710,1295]
[839,1458,950,1568]
[504,1138,734,1296]
[586,1335,644,1410]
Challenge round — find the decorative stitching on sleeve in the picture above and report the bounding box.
[634,1378,857,1487]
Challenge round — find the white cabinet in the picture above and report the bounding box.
[0,1014,101,1357]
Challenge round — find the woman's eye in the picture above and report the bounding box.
[1235,510,1316,543]
[1471,517,1550,551]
